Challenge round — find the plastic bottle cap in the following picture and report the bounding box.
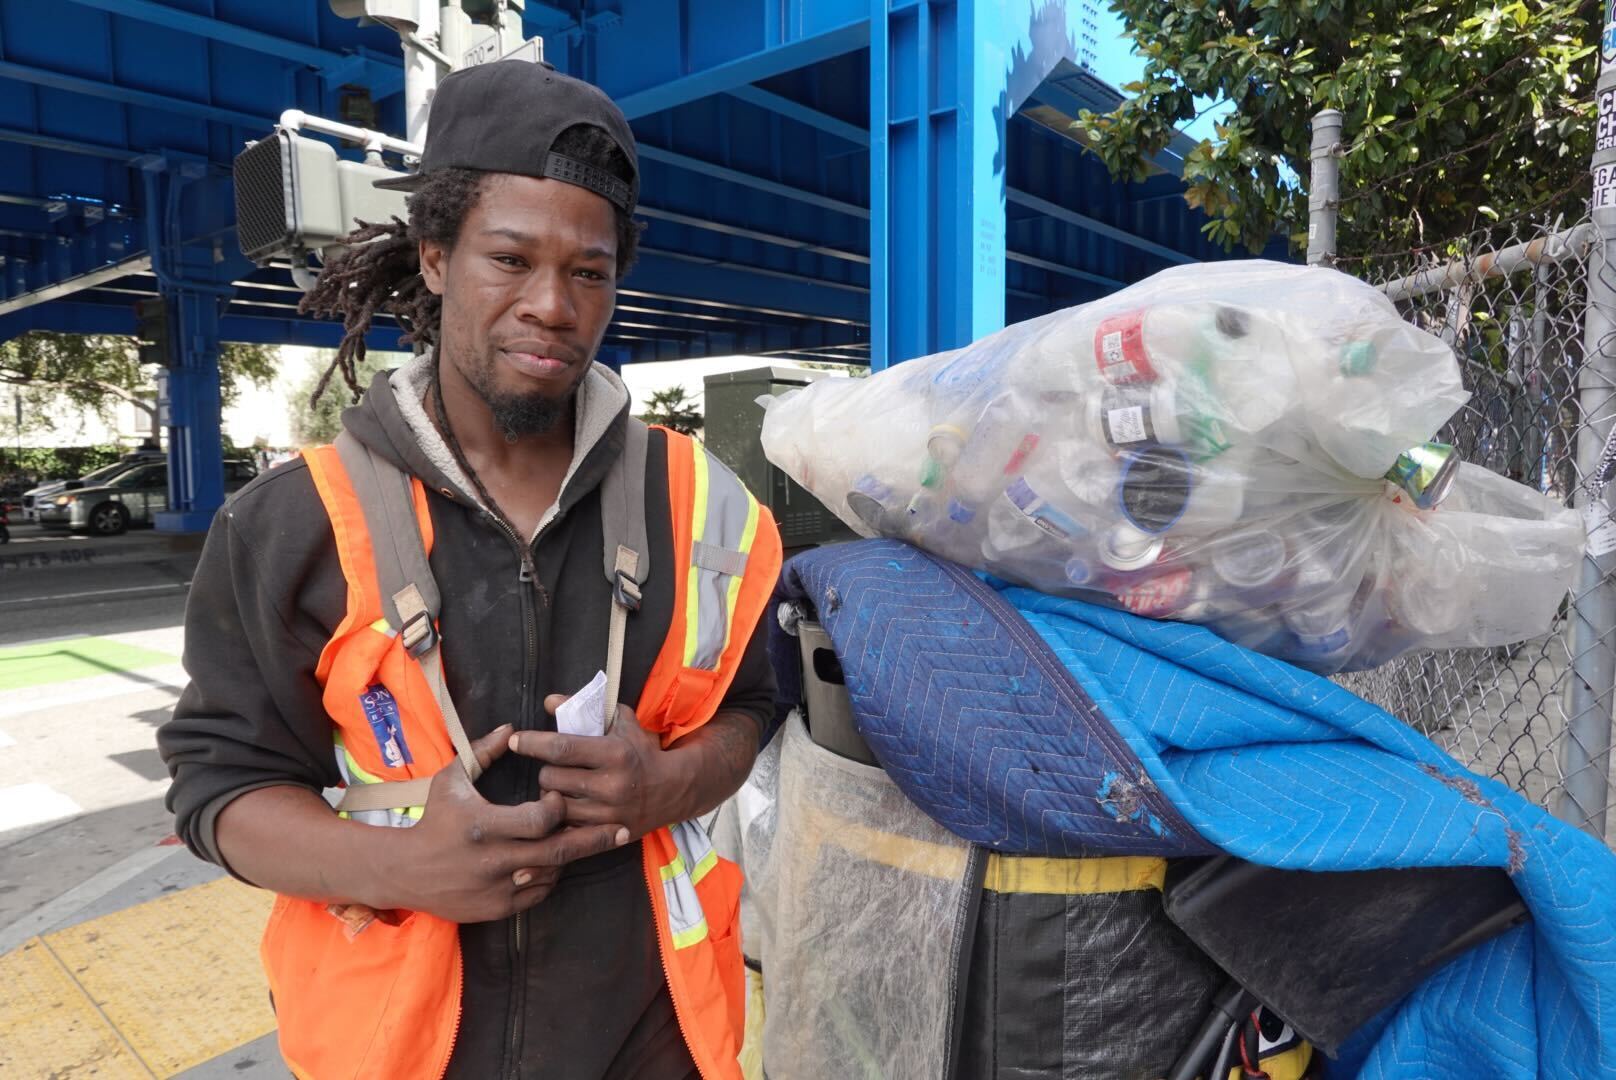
[1339,340,1376,377]
[1064,557,1095,586]
[926,425,967,467]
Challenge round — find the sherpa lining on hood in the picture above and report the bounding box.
[389,349,632,542]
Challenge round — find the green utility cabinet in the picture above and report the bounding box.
[702,366,855,551]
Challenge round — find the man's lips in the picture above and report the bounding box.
[500,348,573,377]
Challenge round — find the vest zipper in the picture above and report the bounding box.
[646,848,713,1080]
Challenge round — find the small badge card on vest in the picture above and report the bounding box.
[556,671,609,737]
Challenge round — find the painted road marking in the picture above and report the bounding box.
[0,664,188,722]
[0,636,179,692]
[0,581,189,607]
[0,782,83,834]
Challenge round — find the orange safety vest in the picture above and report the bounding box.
[260,423,782,1079]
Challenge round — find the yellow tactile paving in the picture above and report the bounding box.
[0,937,150,1079]
[37,877,278,1077]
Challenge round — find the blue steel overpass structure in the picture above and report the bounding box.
[0,0,1282,529]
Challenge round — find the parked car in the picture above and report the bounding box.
[37,458,258,535]
[20,451,166,522]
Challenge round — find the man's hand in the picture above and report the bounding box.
[384,724,629,923]
[509,699,760,839]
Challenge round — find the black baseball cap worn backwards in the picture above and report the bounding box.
[374,59,639,214]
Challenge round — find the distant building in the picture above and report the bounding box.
[1077,0,1101,70]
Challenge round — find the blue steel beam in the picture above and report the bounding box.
[58,0,402,77]
[637,205,868,264]
[0,127,139,162]
[1006,188,1194,267]
[0,61,273,130]
[612,18,870,120]
[625,255,866,326]
[637,145,869,219]
[1006,250,1124,290]
[726,85,869,147]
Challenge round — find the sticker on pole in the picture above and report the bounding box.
[1583,496,1616,559]
[1605,0,1616,65]
[1594,163,1616,212]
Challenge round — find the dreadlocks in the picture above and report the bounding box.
[299,124,643,405]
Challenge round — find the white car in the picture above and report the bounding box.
[38,459,258,535]
[20,454,165,522]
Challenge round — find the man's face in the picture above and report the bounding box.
[420,172,618,437]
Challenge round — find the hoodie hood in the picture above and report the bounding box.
[341,349,632,542]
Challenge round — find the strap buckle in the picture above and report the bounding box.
[399,608,438,657]
[614,569,642,613]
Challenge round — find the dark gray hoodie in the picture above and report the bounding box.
[159,354,773,1079]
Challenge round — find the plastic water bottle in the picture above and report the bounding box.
[926,396,1041,517]
[981,478,1091,591]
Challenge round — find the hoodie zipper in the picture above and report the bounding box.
[471,508,544,1080]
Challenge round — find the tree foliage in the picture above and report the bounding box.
[288,348,401,446]
[0,331,277,429]
[638,385,704,435]
[1078,1,1599,255]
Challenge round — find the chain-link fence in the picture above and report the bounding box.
[1317,149,1616,846]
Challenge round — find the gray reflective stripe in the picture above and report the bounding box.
[689,452,753,670]
[691,540,749,578]
[661,819,719,948]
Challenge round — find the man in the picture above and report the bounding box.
[159,60,780,1079]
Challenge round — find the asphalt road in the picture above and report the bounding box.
[0,523,197,646]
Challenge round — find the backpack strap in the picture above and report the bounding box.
[599,417,650,731]
[331,432,481,814]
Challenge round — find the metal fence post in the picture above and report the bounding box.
[1307,109,1343,266]
[1557,54,1616,837]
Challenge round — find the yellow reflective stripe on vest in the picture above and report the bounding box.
[333,732,423,826]
[660,820,718,949]
[682,449,761,670]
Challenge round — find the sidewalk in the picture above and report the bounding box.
[0,844,281,1077]
[0,623,287,1078]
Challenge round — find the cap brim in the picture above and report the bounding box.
[373,171,425,192]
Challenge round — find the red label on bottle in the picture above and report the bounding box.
[1094,311,1158,385]
[1003,434,1040,474]
[1115,566,1193,616]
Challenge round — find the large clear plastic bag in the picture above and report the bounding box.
[761,261,1584,674]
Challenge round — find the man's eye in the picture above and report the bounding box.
[493,255,525,268]
[576,269,607,282]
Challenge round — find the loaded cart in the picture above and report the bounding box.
[716,539,1616,1080]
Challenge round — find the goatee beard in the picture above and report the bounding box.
[484,390,574,439]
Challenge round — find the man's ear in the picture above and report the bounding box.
[419,239,448,295]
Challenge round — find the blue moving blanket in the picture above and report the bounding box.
[774,540,1616,1079]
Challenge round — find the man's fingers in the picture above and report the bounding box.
[482,790,565,841]
[543,693,568,716]
[467,723,516,772]
[507,823,630,869]
[535,765,606,801]
[510,865,561,889]
[509,730,616,767]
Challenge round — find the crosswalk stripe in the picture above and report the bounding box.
[0,783,82,835]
